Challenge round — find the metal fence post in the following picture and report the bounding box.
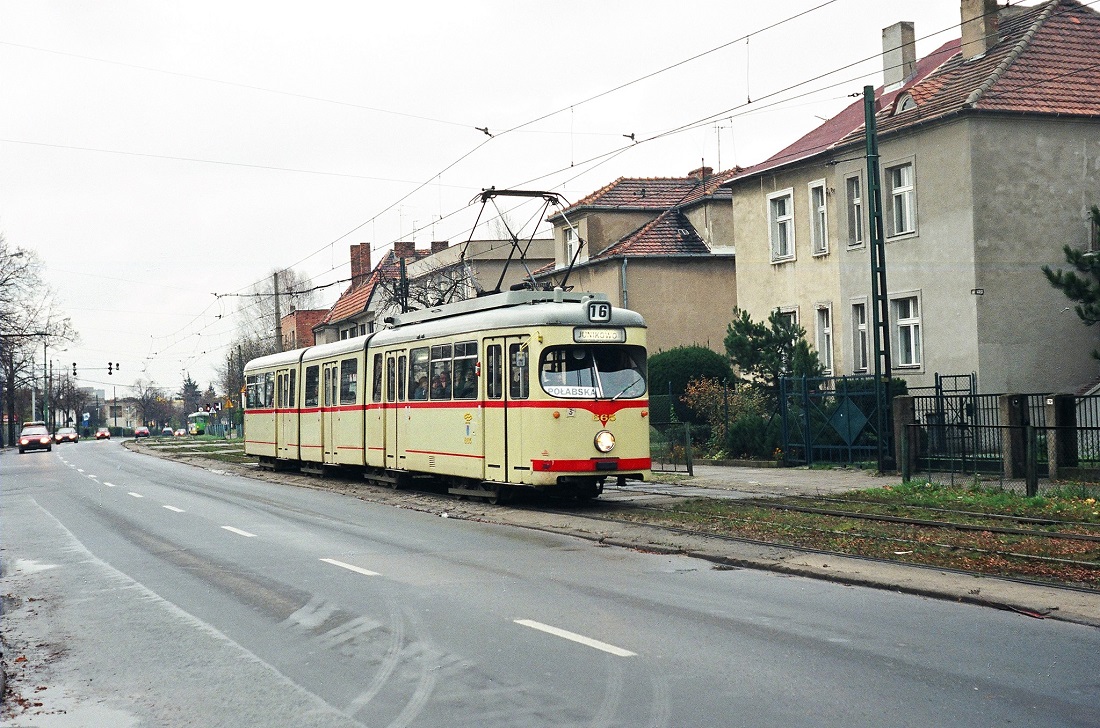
[684,422,694,476]
[1025,424,1038,497]
[901,422,911,483]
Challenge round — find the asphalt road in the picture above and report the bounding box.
[3,440,1099,727]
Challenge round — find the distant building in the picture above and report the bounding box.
[280,309,327,351]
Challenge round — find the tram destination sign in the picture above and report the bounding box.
[573,327,626,343]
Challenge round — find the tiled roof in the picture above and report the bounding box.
[318,249,430,326]
[594,209,711,259]
[550,168,740,222]
[738,0,1100,178]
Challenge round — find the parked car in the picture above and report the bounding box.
[162,426,174,436]
[18,424,52,453]
[134,426,150,438]
[95,427,111,440]
[53,427,79,444]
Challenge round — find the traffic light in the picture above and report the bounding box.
[72,362,77,376]
[108,362,112,375]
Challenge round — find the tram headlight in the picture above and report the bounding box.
[594,430,616,453]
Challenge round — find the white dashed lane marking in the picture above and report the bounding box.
[222,526,257,538]
[320,558,380,576]
[514,620,636,657]
[128,492,144,499]
[163,506,185,513]
[103,482,117,487]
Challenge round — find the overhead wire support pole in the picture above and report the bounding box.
[864,85,894,473]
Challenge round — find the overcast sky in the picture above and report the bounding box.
[1,0,985,396]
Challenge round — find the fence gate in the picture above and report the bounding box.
[778,375,889,466]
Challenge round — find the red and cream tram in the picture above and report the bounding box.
[244,289,650,501]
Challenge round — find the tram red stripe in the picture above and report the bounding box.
[530,457,650,472]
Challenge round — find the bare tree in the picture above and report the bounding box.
[0,233,75,444]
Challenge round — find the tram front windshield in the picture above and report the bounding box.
[539,345,646,399]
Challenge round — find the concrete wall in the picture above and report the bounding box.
[970,115,1100,392]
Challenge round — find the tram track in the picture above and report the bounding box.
[538,500,1100,596]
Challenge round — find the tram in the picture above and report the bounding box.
[243,289,650,501]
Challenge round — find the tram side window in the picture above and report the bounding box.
[397,355,407,402]
[452,341,478,399]
[509,343,529,399]
[409,347,429,400]
[304,366,319,408]
[371,353,383,402]
[340,358,358,404]
[288,369,296,407]
[486,345,502,399]
[430,344,452,400]
[246,375,260,409]
[265,373,275,408]
[386,357,396,402]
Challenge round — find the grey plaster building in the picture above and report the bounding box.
[726,0,1100,393]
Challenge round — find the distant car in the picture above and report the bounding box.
[95,427,111,440]
[134,426,151,438]
[162,426,174,436]
[18,424,52,453]
[174,428,186,437]
[53,427,79,444]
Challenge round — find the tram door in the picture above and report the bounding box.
[275,367,296,459]
[483,336,530,483]
[383,352,408,470]
[322,361,340,464]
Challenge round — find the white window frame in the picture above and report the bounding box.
[851,298,869,373]
[563,226,575,263]
[809,180,828,256]
[891,293,923,368]
[767,188,796,262]
[815,304,833,374]
[845,174,864,248]
[885,160,916,237]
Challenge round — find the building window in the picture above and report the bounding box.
[851,302,869,373]
[815,305,833,373]
[768,189,795,262]
[845,176,863,247]
[809,181,828,256]
[564,227,575,263]
[893,295,922,367]
[886,162,916,236]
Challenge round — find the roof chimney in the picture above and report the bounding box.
[350,243,371,287]
[430,240,449,254]
[882,21,916,90]
[961,0,999,60]
[393,241,415,259]
[688,166,713,181]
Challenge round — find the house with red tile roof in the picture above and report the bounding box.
[725,0,1100,393]
[534,166,739,354]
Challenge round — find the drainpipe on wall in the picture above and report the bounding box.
[620,258,629,309]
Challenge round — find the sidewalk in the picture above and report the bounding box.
[678,462,889,495]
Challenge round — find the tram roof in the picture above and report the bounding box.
[372,289,644,346]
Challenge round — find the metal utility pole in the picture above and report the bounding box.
[273,271,283,352]
[864,85,894,472]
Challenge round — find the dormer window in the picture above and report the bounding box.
[896,94,917,113]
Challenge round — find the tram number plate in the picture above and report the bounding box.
[587,301,612,323]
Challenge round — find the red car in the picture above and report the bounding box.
[134,426,150,438]
[95,427,111,440]
[53,427,79,444]
[19,424,53,453]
